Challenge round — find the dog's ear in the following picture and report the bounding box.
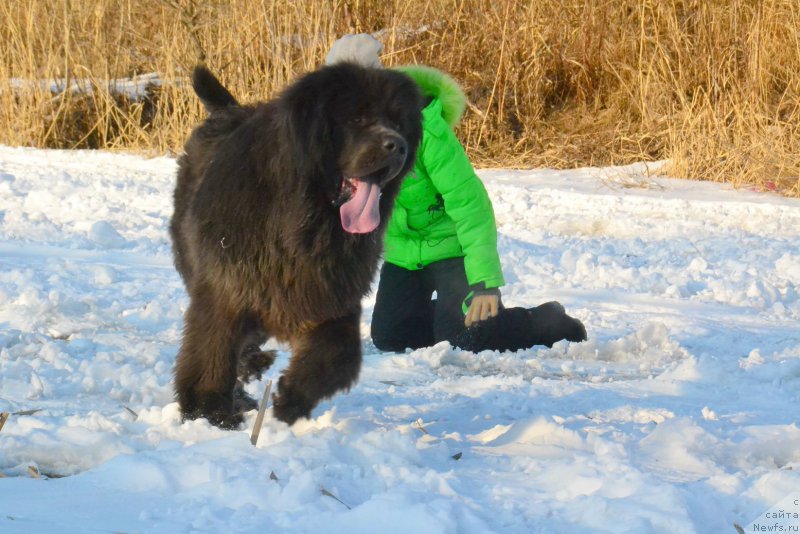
[277,74,341,193]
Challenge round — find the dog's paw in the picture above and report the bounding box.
[271,399,308,426]
[271,377,312,426]
[233,382,259,412]
[181,390,244,430]
[183,407,244,430]
[237,349,277,383]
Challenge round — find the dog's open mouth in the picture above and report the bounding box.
[336,159,404,234]
[337,176,382,234]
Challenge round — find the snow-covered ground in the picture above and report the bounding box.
[0,146,798,533]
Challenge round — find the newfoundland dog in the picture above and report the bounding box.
[170,64,422,428]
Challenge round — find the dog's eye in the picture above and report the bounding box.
[348,116,368,126]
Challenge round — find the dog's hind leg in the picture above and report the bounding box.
[233,313,275,412]
[174,282,250,429]
[272,311,362,425]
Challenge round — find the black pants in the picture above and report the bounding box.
[371,258,469,352]
[371,258,586,352]
[370,258,588,353]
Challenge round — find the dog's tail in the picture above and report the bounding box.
[192,66,239,111]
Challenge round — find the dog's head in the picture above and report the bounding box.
[278,63,423,234]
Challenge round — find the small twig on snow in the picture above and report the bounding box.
[414,418,430,435]
[12,409,41,416]
[321,486,351,510]
[39,471,66,479]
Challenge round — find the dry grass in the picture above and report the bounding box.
[1,0,798,195]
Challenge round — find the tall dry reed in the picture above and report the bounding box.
[1,0,798,195]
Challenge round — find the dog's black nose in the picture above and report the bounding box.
[383,134,407,157]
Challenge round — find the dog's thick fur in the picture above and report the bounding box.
[171,64,422,428]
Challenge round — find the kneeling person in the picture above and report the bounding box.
[326,34,587,353]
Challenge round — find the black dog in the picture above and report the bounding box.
[170,64,422,428]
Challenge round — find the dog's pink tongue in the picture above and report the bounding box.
[340,180,381,234]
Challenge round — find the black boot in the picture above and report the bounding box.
[451,302,586,352]
[526,301,587,348]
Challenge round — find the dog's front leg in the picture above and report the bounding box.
[272,311,363,425]
[174,282,244,429]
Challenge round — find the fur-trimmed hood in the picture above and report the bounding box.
[393,65,467,128]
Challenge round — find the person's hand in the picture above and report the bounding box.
[465,293,499,327]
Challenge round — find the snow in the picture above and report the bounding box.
[8,72,167,100]
[0,145,798,533]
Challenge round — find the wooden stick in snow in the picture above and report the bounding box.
[250,380,272,446]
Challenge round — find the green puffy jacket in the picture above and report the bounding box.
[387,65,505,290]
